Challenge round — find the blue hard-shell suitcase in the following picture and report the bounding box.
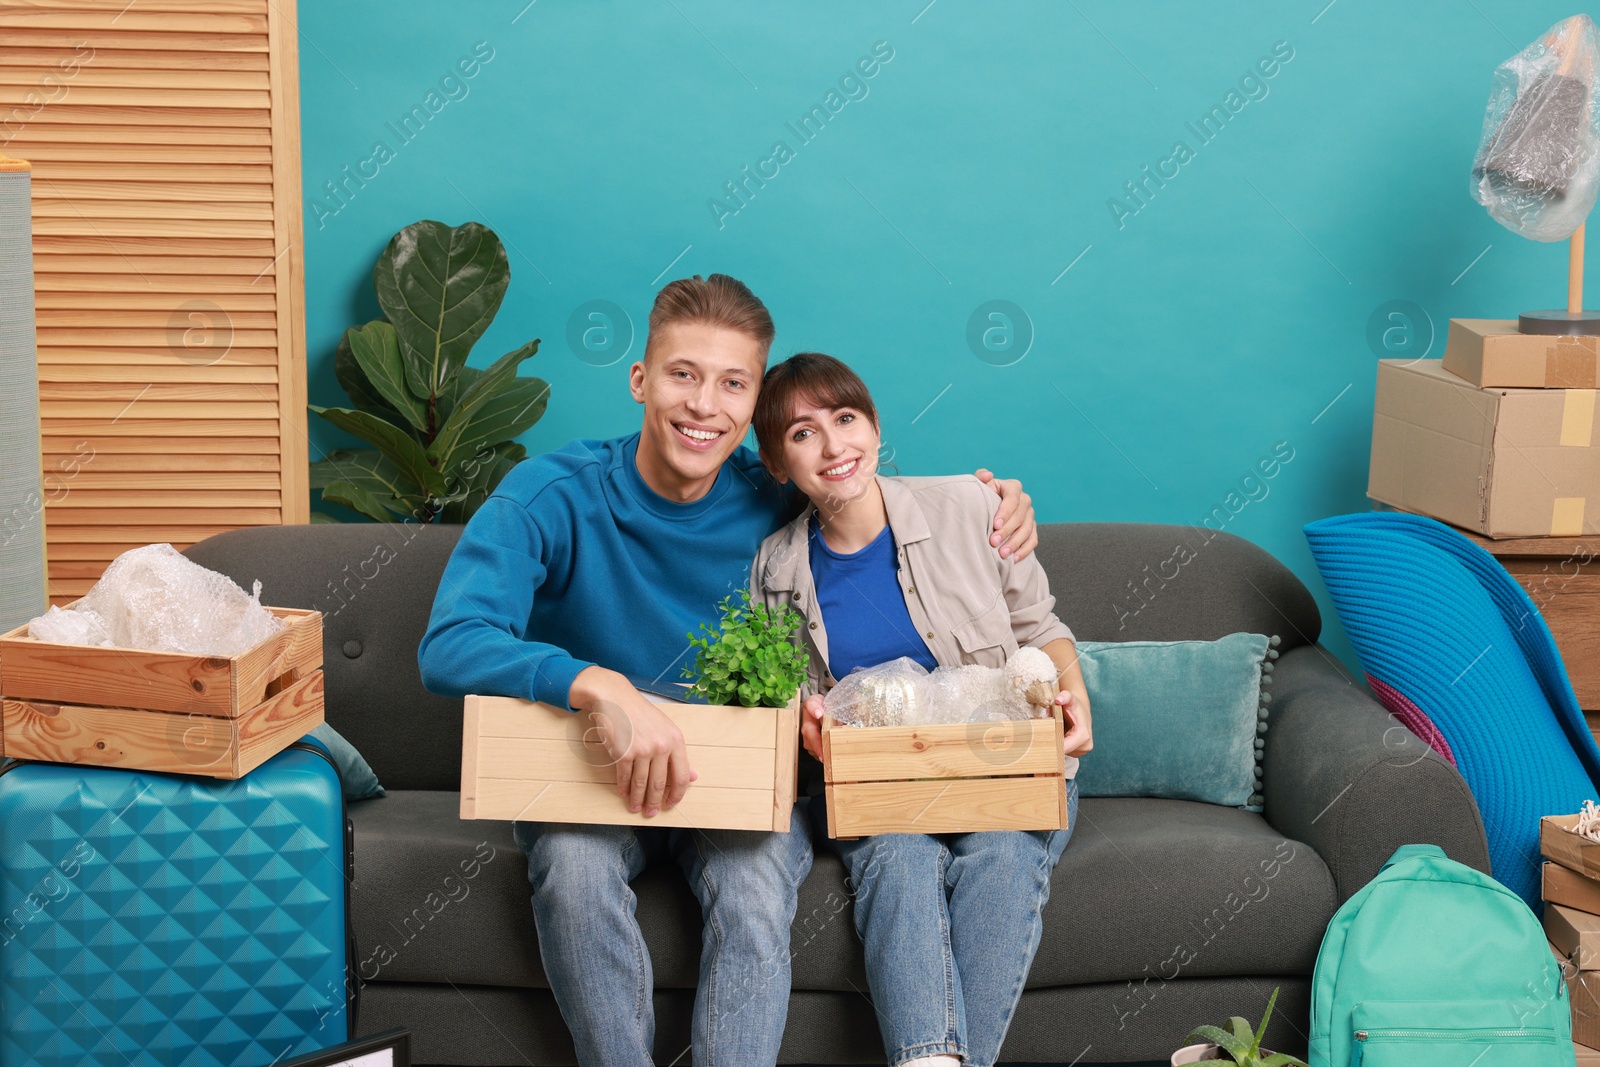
[0,739,357,1066]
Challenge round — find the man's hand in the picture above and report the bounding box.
[570,666,697,817]
[975,469,1037,561]
[800,694,826,761]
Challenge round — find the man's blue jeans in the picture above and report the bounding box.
[513,810,814,1067]
[828,778,1080,1067]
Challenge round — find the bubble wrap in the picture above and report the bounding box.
[27,543,282,654]
[825,647,1059,728]
[1472,14,1600,242]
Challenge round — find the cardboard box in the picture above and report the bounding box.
[0,606,324,778]
[1443,319,1600,388]
[1369,360,1600,537]
[1547,902,1600,970]
[460,694,798,830]
[1545,814,1600,880]
[1549,861,1600,915]
[1554,940,1600,1051]
[821,712,1068,839]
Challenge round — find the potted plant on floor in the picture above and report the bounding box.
[1172,986,1309,1066]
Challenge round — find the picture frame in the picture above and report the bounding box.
[271,1029,410,1067]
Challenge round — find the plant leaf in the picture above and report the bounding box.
[1228,1017,1254,1049]
[310,511,341,524]
[320,479,404,523]
[334,326,401,419]
[427,339,547,471]
[310,404,447,498]
[439,441,526,524]
[1183,1026,1252,1060]
[436,364,481,429]
[345,321,428,432]
[310,448,428,517]
[373,219,510,399]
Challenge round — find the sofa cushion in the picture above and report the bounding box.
[351,794,1336,993]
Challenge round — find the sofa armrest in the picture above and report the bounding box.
[1261,645,1489,903]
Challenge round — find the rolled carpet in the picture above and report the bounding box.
[1304,511,1600,911]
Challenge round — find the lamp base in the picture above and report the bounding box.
[1518,309,1600,335]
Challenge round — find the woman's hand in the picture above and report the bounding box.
[1056,689,1093,757]
[801,694,826,761]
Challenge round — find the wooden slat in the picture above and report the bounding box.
[827,778,1065,838]
[0,51,270,74]
[0,69,270,91]
[38,328,277,346]
[37,275,278,297]
[10,124,270,145]
[57,473,281,491]
[41,382,278,401]
[44,507,282,524]
[31,180,272,202]
[1,0,266,14]
[38,309,276,328]
[40,346,279,365]
[40,401,280,419]
[0,87,270,109]
[33,216,276,238]
[3,103,271,126]
[43,418,283,436]
[0,13,268,34]
[43,450,279,469]
[473,695,787,749]
[42,542,150,560]
[43,525,241,542]
[30,163,271,185]
[469,779,780,829]
[34,201,275,223]
[40,363,278,382]
[46,488,282,507]
[37,291,277,310]
[823,717,1061,782]
[41,434,280,453]
[25,144,274,164]
[1,30,267,53]
[34,235,277,255]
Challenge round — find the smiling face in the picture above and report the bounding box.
[628,321,766,502]
[773,398,882,512]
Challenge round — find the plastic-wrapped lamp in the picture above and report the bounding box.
[0,153,45,630]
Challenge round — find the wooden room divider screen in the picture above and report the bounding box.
[0,0,308,602]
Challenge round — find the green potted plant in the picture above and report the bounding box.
[309,219,549,524]
[681,589,808,707]
[1172,986,1309,1066]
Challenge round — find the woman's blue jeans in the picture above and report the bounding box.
[513,809,814,1067]
[828,778,1079,1067]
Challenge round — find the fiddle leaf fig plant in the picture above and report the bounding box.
[682,590,810,708]
[310,219,548,524]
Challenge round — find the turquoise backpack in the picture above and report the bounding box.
[1309,844,1575,1067]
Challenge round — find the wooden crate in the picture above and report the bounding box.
[460,694,799,831]
[2,670,324,779]
[0,605,324,778]
[821,710,1068,839]
[0,605,322,716]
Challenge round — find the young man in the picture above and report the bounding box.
[418,274,1037,1066]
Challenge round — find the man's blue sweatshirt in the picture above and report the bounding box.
[418,432,799,709]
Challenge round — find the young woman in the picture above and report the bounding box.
[748,352,1093,1067]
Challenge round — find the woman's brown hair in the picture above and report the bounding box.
[753,351,879,475]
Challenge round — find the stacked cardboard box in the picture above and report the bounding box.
[1542,814,1600,1049]
[1368,320,1600,538]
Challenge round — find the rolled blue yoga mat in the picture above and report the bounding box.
[1305,511,1600,912]
[0,154,44,632]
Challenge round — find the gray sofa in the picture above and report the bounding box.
[185,520,1490,1065]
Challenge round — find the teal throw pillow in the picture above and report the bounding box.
[1073,632,1277,810]
[307,722,386,801]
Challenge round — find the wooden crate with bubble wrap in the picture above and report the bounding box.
[820,705,1068,839]
[0,605,323,778]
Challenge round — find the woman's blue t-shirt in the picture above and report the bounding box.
[807,513,938,680]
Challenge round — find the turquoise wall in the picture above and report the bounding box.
[298,0,1588,673]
